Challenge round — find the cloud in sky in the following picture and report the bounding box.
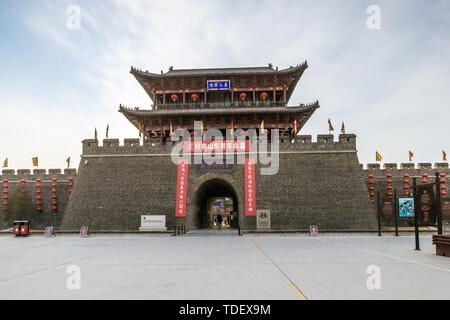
[0,0,449,170]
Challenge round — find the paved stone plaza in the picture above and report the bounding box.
[0,234,449,300]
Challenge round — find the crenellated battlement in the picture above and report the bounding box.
[81,134,357,156]
[363,162,449,175]
[0,168,77,180]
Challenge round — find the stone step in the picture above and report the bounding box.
[184,228,239,236]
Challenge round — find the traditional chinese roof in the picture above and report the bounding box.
[131,63,307,78]
[130,61,308,103]
[118,101,319,131]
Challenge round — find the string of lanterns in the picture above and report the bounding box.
[36,178,42,212]
[368,174,375,208]
[164,91,270,104]
[403,174,410,196]
[2,179,8,210]
[68,177,74,195]
[51,178,57,212]
[440,173,447,196]
[386,173,393,197]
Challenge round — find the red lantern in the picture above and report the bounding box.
[386,174,393,197]
[171,94,178,102]
[191,93,199,102]
[260,92,268,101]
[239,93,247,101]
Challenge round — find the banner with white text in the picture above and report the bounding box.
[175,159,189,217]
[245,158,256,216]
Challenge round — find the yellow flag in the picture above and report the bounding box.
[66,157,71,168]
[138,123,142,138]
[169,120,173,136]
[444,150,447,161]
[376,151,382,162]
[409,150,414,161]
[3,158,7,168]
[341,122,345,134]
[294,119,298,135]
[32,157,38,167]
[328,118,334,132]
[95,128,98,140]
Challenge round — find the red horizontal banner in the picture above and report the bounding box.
[184,140,249,153]
[245,158,256,216]
[175,159,188,217]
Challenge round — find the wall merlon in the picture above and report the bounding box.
[64,168,77,175]
[383,163,398,170]
[103,139,120,148]
[434,162,449,169]
[400,163,414,169]
[2,169,16,176]
[17,169,31,176]
[124,138,140,147]
[418,163,432,169]
[317,134,334,143]
[48,169,62,175]
[33,169,47,175]
[297,135,312,144]
[367,163,380,170]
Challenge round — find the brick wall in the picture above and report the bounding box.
[0,168,77,229]
[61,134,377,231]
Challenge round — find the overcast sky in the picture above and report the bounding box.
[1,0,449,170]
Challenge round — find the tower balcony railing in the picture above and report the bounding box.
[153,101,287,110]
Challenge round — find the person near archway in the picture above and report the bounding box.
[217,213,223,229]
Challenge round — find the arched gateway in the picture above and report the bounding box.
[187,175,244,230]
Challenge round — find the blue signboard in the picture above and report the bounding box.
[207,80,230,91]
[398,198,414,217]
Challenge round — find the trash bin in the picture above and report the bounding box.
[13,221,30,236]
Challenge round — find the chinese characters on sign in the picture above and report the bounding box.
[207,80,230,91]
[184,140,249,153]
[175,159,189,217]
[245,158,256,216]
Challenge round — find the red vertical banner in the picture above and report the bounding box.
[245,158,256,216]
[175,159,189,217]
